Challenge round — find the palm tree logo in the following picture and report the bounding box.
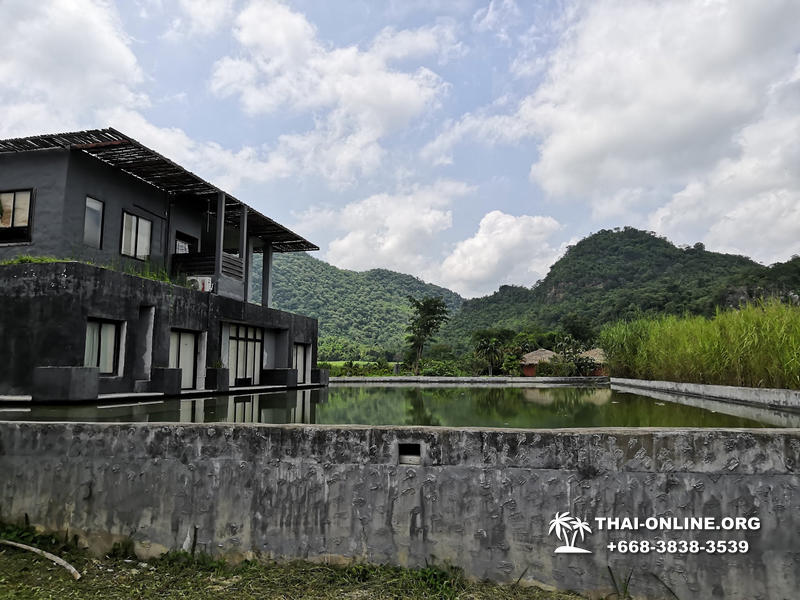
[548,512,593,554]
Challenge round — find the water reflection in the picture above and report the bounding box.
[0,385,790,428]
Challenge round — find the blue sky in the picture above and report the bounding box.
[2,0,799,297]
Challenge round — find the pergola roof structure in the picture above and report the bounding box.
[0,128,317,252]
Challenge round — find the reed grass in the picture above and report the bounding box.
[598,299,800,389]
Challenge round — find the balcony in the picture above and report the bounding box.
[172,252,244,280]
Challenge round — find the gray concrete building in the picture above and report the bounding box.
[0,128,324,400]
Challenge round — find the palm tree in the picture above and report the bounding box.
[475,337,503,376]
[548,512,573,544]
[569,516,592,547]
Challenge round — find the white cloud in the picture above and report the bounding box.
[0,0,147,137]
[211,0,458,186]
[424,0,800,265]
[438,210,562,297]
[472,0,520,42]
[295,180,474,276]
[650,58,800,263]
[163,0,235,39]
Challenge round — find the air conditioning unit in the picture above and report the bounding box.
[186,276,213,292]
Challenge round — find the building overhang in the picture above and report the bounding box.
[0,128,317,253]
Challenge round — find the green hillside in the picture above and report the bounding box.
[254,252,463,358]
[254,228,800,359]
[438,227,800,349]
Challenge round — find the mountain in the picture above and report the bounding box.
[254,252,463,357]
[256,227,800,358]
[438,227,800,350]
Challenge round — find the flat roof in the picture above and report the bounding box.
[0,128,317,252]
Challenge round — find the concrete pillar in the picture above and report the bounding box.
[261,244,273,308]
[214,190,225,286]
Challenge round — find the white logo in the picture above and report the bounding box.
[548,511,593,554]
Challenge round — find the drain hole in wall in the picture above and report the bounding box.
[398,442,422,465]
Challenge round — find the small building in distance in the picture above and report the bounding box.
[520,349,556,377]
[580,348,608,376]
[0,128,325,401]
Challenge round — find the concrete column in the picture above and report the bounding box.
[214,191,225,285]
[261,243,273,307]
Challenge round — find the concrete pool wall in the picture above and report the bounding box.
[1,421,798,599]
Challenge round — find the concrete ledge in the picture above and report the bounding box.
[311,368,329,386]
[611,377,800,413]
[31,367,98,402]
[261,368,298,387]
[150,368,182,396]
[331,375,609,386]
[2,421,796,599]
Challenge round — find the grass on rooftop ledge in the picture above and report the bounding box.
[0,524,582,600]
[0,254,186,286]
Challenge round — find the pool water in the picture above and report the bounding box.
[0,385,790,428]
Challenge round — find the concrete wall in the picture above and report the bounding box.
[0,149,69,259]
[0,262,318,395]
[0,421,797,599]
[611,378,800,413]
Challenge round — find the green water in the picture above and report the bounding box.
[317,386,772,428]
[0,385,784,428]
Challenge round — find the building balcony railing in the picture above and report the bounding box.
[172,252,244,280]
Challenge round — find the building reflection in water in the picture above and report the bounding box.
[10,388,328,425]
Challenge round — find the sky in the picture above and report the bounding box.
[1,0,799,298]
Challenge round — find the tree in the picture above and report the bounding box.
[474,336,504,376]
[405,296,449,375]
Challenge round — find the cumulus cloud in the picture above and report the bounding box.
[164,0,235,39]
[437,210,562,297]
[650,58,800,262]
[0,0,147,137]
[424,0,800,264]
[210,0,458,186]
[295,180,473,276]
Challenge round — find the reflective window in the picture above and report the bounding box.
[84,319,120,375]
[227,324,263,386]
[83,197,104,248]
[0,189,33,243]
[121,212,152,260]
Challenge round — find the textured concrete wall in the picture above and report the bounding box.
[1,422,798,599]
[0,262,318,395]
[612,378,800,413]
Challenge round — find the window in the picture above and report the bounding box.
[84,319,120,375]
[83,197,104,248]
[0,189,32,243]
[228,325,263,386]
[121,212,152,260]
[175,231,198,255]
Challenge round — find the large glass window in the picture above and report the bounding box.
[0,189,32,243]
[84,319,120,375]
[83,197,104,248]
[121,212,152,260]
[227,325,263,386]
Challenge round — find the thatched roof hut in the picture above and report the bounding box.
[579,348,606,363]
[520,349,556,366]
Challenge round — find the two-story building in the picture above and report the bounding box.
[0,128,325,401]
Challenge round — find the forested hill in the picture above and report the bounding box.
[257,228,799,358]
[437,227,800,349]
[264,252,463,353]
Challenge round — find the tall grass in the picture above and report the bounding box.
[599,299,800,389]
